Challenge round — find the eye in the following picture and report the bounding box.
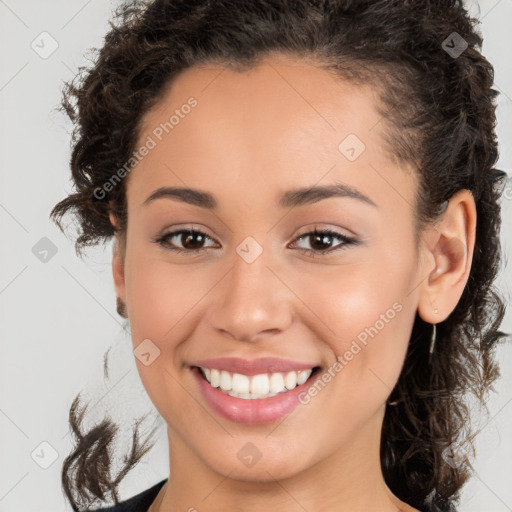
[289,228,358,255]
[152,227,359,256]
[152,228,218,254]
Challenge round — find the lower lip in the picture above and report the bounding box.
[191,367,320,424]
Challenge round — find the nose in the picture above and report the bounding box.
[207,247,293,343]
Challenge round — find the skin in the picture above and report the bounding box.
[109,54,476,512]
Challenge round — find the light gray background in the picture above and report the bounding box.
[0,1,511,511]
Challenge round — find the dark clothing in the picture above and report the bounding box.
[90,480,166,512]
[90,479,457,512]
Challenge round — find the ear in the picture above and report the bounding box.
[109,211,126,310]
[417,189,476,324]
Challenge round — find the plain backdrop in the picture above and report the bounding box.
[0,1,511,511]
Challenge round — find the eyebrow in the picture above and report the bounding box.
[142,183,377,209]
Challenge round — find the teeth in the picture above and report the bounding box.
[269,372,285,393]
[251,374,270,395]
[297,370,310,385]
[199,367,314,399]
[220,370,232,391]
[232,373,250,394]
[284,371,297,389]
[210,368,220,387]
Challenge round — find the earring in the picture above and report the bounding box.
[116,296,127,318]
[428,324,436,359]
[428,308,439,363]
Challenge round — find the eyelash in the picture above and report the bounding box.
[152,227,358,256]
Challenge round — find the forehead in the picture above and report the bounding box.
[129,55,414,210]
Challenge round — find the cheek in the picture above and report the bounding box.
[292,244,418,401]
[125,252,206,340]
[123,256,205,420]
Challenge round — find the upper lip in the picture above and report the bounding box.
[190,357,320,376]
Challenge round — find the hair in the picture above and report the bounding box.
[50,1,509,511]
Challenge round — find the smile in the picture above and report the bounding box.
[197,366,318,399]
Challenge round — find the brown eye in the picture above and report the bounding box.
[178,231,207,250]
[154,229,217,253]
[291,229,358,255]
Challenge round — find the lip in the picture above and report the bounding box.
[191,366,321,424]
[190,357,319,376]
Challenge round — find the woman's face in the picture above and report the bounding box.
[112,55,431,481]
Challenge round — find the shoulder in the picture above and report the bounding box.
[89,479,167,512]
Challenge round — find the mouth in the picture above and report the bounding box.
[191,365,322,400]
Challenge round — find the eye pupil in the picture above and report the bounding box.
[311,233,333,251]
[182,231,205,249]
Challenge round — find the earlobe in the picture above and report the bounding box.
[417,189,476,324]
[112,233,126,289]
[108,210,118,230]
[112,237,128,317]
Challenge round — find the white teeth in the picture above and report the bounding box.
[269,372,285,393]
[232,373,250,394]
[251,374,270,395]
[220,370,232,391]
[284,371,297,390]
[210,368,220,387]
[297,370,310,385]
[199,367,314,399]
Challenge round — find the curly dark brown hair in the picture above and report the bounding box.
[50,0,509,511]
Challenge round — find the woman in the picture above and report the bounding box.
[50,0,508,511]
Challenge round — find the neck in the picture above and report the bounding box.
[154,409,416,512]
